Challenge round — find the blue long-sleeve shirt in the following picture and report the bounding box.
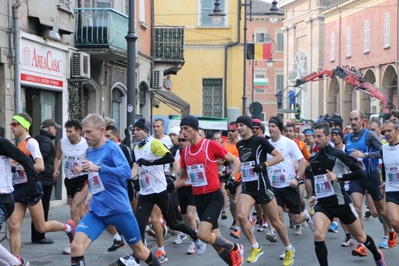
[87,140,132,217]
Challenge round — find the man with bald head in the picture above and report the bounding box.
[345,110,396,257]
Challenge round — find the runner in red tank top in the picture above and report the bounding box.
[170,115,244,266]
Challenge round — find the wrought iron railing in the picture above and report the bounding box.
[154,27,184,60]
[75,8,128,51]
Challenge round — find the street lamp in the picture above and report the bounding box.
[265,0,284,24]
[210,0,252,115]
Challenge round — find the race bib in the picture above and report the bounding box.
[386,166,399,192]
[241,161,258,182]
[88,172,105,195]
[12,163,27,185]
[139,169,151,190]
[314,174,336,199]
[270,169,287,188]
[187,164,207,187]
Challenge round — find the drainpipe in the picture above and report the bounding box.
[13,0,22,113]
[223,0,242,117]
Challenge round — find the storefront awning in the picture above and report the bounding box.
[153,90,190,116]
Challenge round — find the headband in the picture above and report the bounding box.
[303,129,314,136]
[269,118,284,132]
[12,115,31,130]
[228,125,237,130]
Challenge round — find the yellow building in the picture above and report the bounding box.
[154,0,245,117]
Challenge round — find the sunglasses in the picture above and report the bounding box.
[10,122,20,127]
[178,138,187,142]
[252,127,260,130]
[228,130,236,132]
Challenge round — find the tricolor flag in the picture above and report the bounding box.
[246,42,272,60]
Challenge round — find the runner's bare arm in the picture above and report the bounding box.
[266,148,284,167]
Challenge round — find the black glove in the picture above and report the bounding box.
[27,182,42,201]
[167,182,175,193]
[225,179,236,195]
[132,179,140,192]
[223,160,230,167]
[166,175,175,185]
[137,158,152,166]
[253,163,266,173]
[220,173,231,182]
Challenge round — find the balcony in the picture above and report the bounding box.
[75,8,128,61]
[154,27,185,75]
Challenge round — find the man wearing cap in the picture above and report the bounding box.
[30,119,61,244]
[132,118,203,263]
[234,115,296,265]
[9,113,74,265]
[345,110,396,256]
[53,119,89,254]
[171,115,244,265]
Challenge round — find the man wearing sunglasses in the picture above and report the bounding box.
[9,113,74,265]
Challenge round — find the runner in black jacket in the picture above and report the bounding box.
[308,123,386,266]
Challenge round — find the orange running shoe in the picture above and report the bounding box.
[351,243,368,257]
[230,243,244,266]
[230,229,241,239]
[388,231,397,248]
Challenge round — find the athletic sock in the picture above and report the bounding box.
[113,233,122,241]
[314,241,328,266]
[71,256,85,266]
[362,234,381,261]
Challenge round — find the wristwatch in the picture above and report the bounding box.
[97,164,102,172]
[364,152,369,158]
[295,176,302,181]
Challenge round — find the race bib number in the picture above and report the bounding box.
[12,163,27,185]
[314,174,336,199]
[187,164,207,187]
[88,172,105,195]
[241,161,258,182]
[139,169,151,190]
[386,166,399,192]
[270,169,287,187]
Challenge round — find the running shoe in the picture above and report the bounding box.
[230,229,241,239]
[265,230,278,243]
[294,225,302,235]
[352,243,368,257]
[230,220,236,230]
[65,220,76,243]
[261,220,268,229]
[247,247,263,263]
[18,258,30,266]
[388,231,397,248]
[173,232,188,244]
[283,246,295,266]
[230,243,244,266]
[257,219,265,232]
[187,242,196,254]
[365,208,371,218]
[118,254,139,266]
[279,250,296,260]
[379,236,389,249]
[145,225,156,238]
[62,244,71,254]
[155,250,168,263]
[341,236,354,247]
[250,217,257,231]
[328,222,338,233]
[160,217,168,238]
[304,210,314,231]
[195,239,206,255]
[108,239,125,252]
[375,250,387,266]
[221,211,228,220]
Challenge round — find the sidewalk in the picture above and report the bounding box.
[1,204,166,266]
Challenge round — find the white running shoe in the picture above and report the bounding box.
[117,254,140,266]
[187,242,196,254]
[62,244,71,254]
[174,232,188,244]
[195,239,206,255]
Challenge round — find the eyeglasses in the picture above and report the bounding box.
[252,127,260,130]
[10,122,20,127]
[228,130,236,133]
[178,138,187,142]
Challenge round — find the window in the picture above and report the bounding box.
[96,0,111,8]
[276,74,284,93]
[202,78,223,117]
[276,32,284,52]
[201,0,226,26]
[364,20,369,53]
[384,12,390,48]
[346,26,351,58]
[139,0,145,23]
[112,88,123,130]
[255,32,270,42]
[330,32,335,61]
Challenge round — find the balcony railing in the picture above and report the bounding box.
[75,8,128,51]
[154,27,184,61]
